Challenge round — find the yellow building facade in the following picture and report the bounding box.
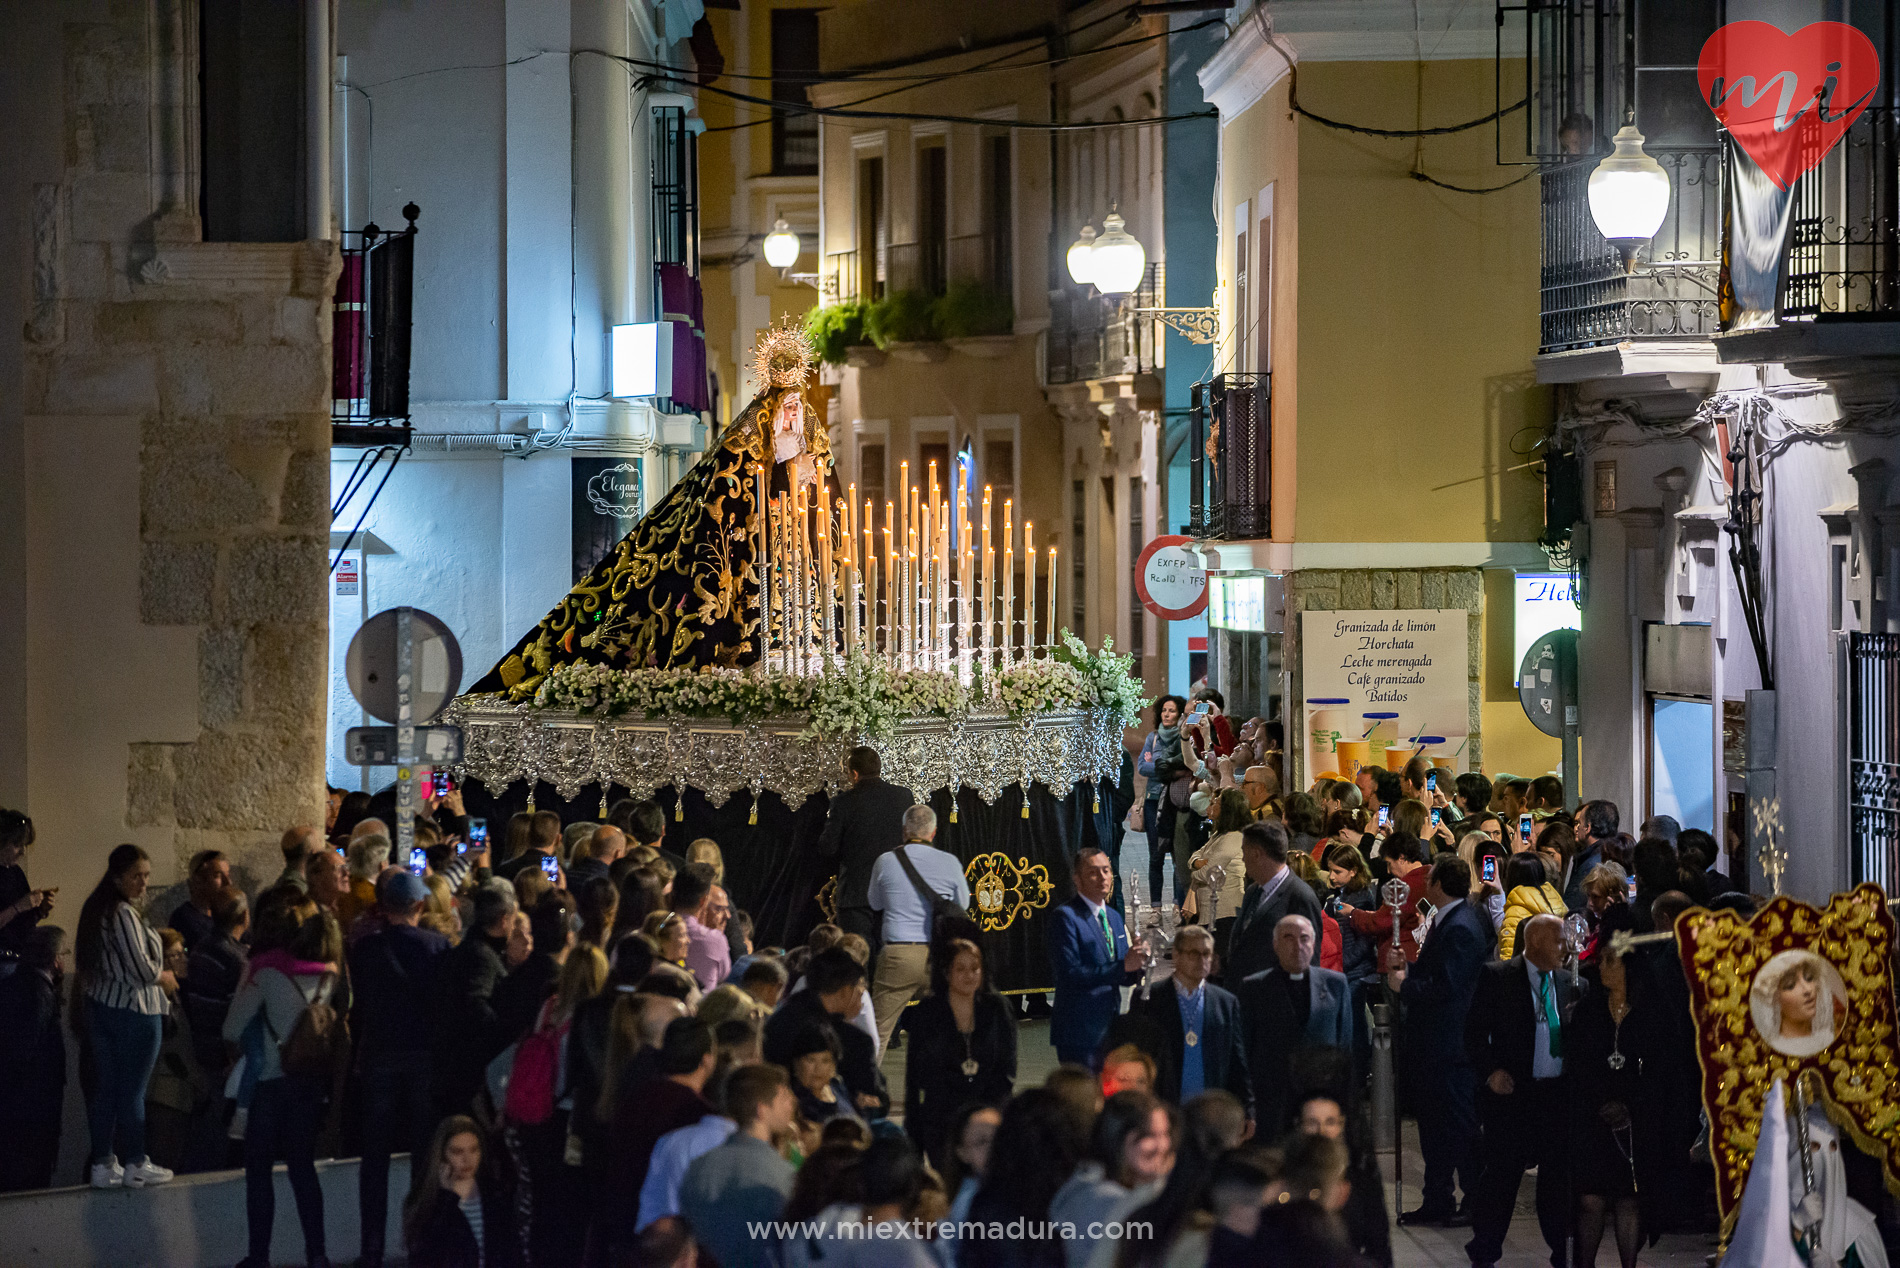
[1197,10,1560,783]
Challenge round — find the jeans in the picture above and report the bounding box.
[357,1057,435,1267]
[245,1076,327,1265]
[1144,798,1180,906]
[84,998,164,1165]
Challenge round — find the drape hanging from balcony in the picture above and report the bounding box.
[1723,139,1795,332]
[659,261,711,413]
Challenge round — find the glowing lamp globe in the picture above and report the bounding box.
[1089,211,1147,295]
[1065,224,1097,287]
[1587,125,1671,273]
[762,219,801,270]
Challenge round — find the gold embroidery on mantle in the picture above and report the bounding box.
[1677,884,1900,1239]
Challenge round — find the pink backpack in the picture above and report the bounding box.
[503,1002,569,1126]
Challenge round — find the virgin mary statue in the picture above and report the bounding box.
[468,322,829,700]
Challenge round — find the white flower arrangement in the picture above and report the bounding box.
[513,635,1148,741]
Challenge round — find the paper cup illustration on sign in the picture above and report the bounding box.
[1749,948,1850,1058]
[1307,700,1350,777]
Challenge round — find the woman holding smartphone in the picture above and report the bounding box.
[1135,696,1188,907]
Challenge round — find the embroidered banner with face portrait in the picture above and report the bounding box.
[1677,884,1900,1234]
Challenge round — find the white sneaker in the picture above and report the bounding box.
[122,1157,173,1188]
[89,1158,124,1189]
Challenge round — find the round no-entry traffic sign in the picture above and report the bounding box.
[1135,535,1208,620]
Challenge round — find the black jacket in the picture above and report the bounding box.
[406,1179,521,1268]
[1236,965,1353,1131]
[1110,979,1253,1116]
[349,922,449,1064]
[1465,954,1579,1089]
[817,777,916,910]
[493,951,560,1046]
[181,930,246,1075]
[0,967,65,1121]
[764,989,889,1115]
[1399,898,1495,1067]
[1225,871,1325,986]
[903,992,1016,1167]
[432,931,511,1111]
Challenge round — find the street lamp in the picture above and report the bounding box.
[1068,207,1220,345]
[762,218,801,270]
[1089,210,1148,295]
[1065,223,1098,287]
[1587,124,1671,273]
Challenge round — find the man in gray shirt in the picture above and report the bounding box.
[679,1063,799,1268]
[867,804,970,1053]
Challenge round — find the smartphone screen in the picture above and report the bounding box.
[1627,874,1638,902]
[467,818,488,853]
[1430,807,1442,828]
[431,770,453,798]
[1482,855,1498,884]
[1426,771,1437,793]
[539,854,560,881]
[408,847,427,876]
[1377,806,1390,829]
[1519,813,1533,844]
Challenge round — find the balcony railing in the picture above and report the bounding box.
[1188,372,1271,541]
[822,234,1006,307]
[1048,262,1162,385]
[1785,107,1900,319]
[1539,147,1721,354]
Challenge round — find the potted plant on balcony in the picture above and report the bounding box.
[865,289,948,363]
[805,301,872,367]
[934,281,1016,358]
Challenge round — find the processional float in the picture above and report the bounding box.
[447,322,1145,943]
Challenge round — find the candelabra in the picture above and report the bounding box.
[758,459,1061,677]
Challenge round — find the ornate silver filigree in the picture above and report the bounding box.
[442,698,1122,807]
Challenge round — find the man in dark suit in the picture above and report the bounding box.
[1048,846,1146,1066]
[1396,855,1493,1229]
[1225,820,1324,986]
[816,746,916,946]
[1109,924,1252,1115]
[1237,913,1353,1133]
[1464,910,1576,1268]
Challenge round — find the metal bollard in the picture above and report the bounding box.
[1370,999,1396,1153]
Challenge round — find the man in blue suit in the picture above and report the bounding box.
[1049,847,1146,1067]
[1396,854,1495,1228]
[1237,913,1354,1134]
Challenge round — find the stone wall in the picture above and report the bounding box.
[1283,566,1485,785]
[12,4,333,897]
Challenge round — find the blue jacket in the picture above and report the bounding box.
[1048,894,1140,1061]
[1399,897,1496,1066]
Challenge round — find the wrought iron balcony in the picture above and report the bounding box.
[1785,107,1900,319]
[1047,261,1162,385]
[822,233,1005,306]
[1539,147,1721,354]
[1188,372,1271,541]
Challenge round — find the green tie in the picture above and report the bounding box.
[1541,972,1564,1059]
[1097,908,1115,957]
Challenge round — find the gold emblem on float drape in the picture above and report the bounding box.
[965,853,1054,933]
[1677,883,1900,1237]
[816,875,838,925]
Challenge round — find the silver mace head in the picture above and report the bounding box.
[1381,877,1410,910]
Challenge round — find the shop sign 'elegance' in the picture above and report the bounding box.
[1698,21,1881,189]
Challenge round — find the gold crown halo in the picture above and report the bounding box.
[753,319,815,388]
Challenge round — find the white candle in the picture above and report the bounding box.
[1002,499,1014,665]
[1024,520,1036,657]
[1047,546,1058,646]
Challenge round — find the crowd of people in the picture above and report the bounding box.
[1122,689,1759,1268]
[0,693,1768,1268]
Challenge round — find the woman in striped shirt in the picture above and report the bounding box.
[74,843,175,1189]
